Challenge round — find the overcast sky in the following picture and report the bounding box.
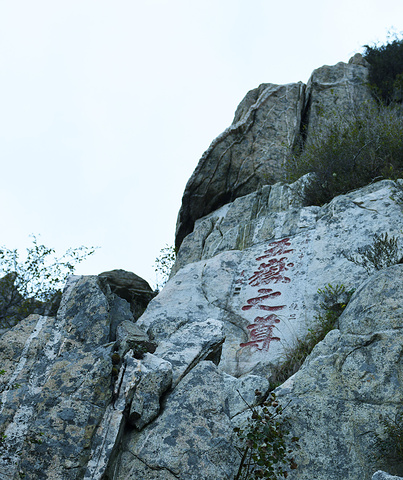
[1,0,402,288]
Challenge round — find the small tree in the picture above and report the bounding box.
[363,32,403,104]
[234,391,299,479]
[0,235,97,328]
[153,244,176,291]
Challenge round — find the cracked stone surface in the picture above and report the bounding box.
[0,276,115,480]
[275,265,403,480]
[146,179,403,378]
[0,275,157,480]
[175,59,371,251]
[110,361,240,480]
[175,81,305,250]
[0,55,401,480]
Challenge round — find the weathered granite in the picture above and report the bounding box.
[275,265,403,480]
[1,55,402,480]
[175,82,305,250]
[0,276,114,480]
[175,58,372,251]
[110,361,240,480]
[0,275,163,480]
[303,58,372,143]
[84,352,172,479]
[151,179,403,378]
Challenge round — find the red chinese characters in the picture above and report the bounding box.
[240,315,281,350]
[248,238,294,287]
[242,289,284,311]
[239,238,295,351]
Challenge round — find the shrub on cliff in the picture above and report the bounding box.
[286,101,403,205]
[154,244,176,291]
[363,34,403,104]
[0,236,96,328]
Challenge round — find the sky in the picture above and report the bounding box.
[0,0,402,288]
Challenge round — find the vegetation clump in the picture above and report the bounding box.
[234,390,299,479]
[0,235,96,329]
[154,244,176,291]
[269,284,353,389]
[343,232,402,274]
[363,33,403,104]
[286,101,403,206]
[373,410,403,474]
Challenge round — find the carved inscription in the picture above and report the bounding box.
[239,238,295,351]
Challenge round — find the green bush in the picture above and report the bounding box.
[363,34,403,104]
[153,244,176,291]
[234,391,299,479]
[285,101,403,205]
[343,232,402,274]
[373,410,403,473]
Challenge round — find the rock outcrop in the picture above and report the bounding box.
[0,275,157,480]
[175,55,371,250]
[1,56,402,480]
[275,264,403,479]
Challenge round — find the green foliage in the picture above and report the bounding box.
[233,285,351,478]
[269,284,353,389]
[153,244,176,291]
[286,101,403,205]
[374,411,403,464]
[363,33,403,104]
[343,232,402,274]
[0,235,97,328]
[234,391,299,479]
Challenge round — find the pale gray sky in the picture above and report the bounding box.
[1,0,402,287]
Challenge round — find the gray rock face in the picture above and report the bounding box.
[160,179,403,379]
[0,275,159,480]
[110,361,240,480]
[275,265,403,480]
[0,276,114,480]
[303,59,371,142]
[1,56,402,480]
[175,58,370,251]
[175,82,305,250]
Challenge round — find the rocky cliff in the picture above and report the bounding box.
[1,55,402,480]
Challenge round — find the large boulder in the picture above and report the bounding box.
[99,269,156,319]
[303,55,372,141]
